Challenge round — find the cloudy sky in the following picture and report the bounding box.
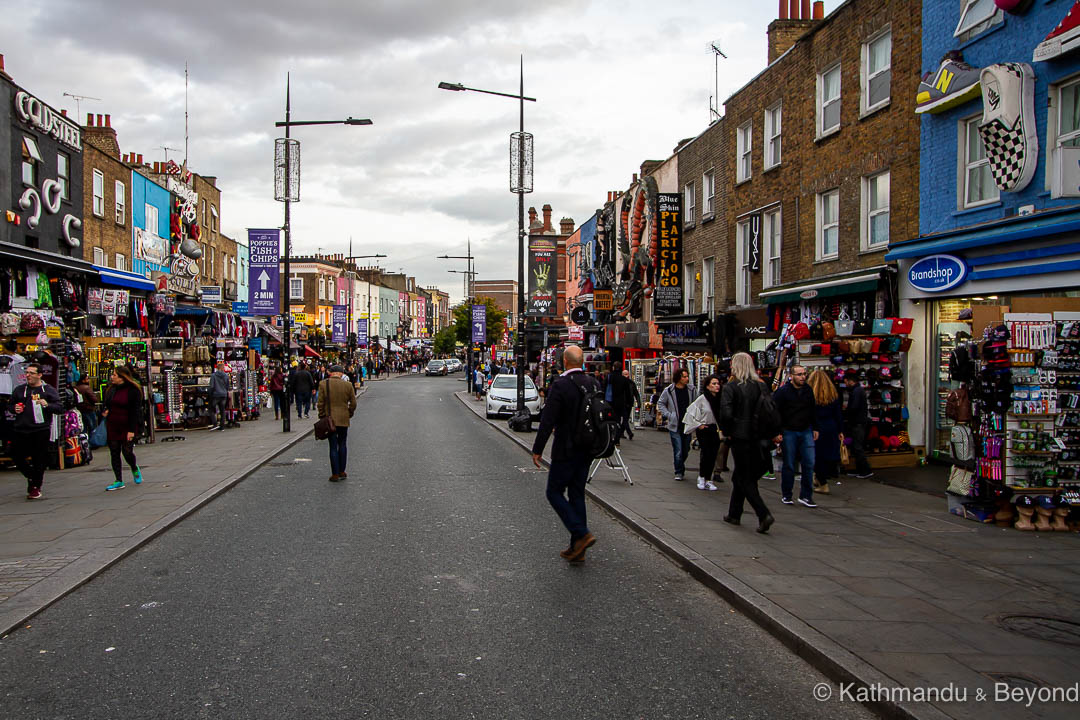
[3,0,789,305]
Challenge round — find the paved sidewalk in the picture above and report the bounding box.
[0,388,366,636]
[457,391,1080,720]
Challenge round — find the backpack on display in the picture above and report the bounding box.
[945,386,972,422]
[951,424,975,468]
[572,374,618,459]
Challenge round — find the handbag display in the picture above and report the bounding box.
[313,379,336,440]
[947,465,976,497]
[872,318,894,335]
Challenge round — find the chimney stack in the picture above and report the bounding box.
[528,207,537,229]
[768,0,823,64]
[813,1,824,18]
[542,204,553,233]
[560,217,575,235]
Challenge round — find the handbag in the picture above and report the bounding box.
[313,379,336,440]
[839,442,851,467]
[872,318,894,335]
[89,416,108,448]
[947,465,976,497]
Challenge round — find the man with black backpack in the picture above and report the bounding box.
[531,344,600,563]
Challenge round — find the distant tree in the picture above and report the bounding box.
[452,296,507,346]
[433,327,457,356]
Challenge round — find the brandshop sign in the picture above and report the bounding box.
[908,255,968,293]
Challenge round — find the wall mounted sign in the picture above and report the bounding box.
[593,289,613,311]
[527,237,557,316]
[201,285,222,304]
[357,318,368,347]
[471,304,487,344]
[568,325,584,341]
[232,301,249,315]
[749,212,762,273]
[332,304,347,344]
[247,229,280,316]
[14,91,81,151]
[908,254,969,292]
[800,289,819,300]
[654,193,683,316]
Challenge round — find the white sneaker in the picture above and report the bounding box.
[696,477,707,490]
[704,481,719,491]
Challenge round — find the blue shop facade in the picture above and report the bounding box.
[887,0,1080,458]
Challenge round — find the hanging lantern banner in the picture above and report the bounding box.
[471,304,486,344]
[527,237,557,316]
[654,193,683,316]
[332,304,347,344]
[248,229,281,316]
[357,318,369,347]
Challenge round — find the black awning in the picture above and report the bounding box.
[0,242,97,274]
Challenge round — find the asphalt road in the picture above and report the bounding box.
[0,375,873,720]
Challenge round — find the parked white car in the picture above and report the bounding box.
[485,373,542,420]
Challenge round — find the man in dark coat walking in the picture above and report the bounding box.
[531,344,598,563]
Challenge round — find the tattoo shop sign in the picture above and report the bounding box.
[654,193,682,316]
[527,237,557,317]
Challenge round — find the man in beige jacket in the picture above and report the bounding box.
[316,364,357,482]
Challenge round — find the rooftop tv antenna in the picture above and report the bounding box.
[708,42,728,122]
[62,92,101,119]
[160,146,181,162]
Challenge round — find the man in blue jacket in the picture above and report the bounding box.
[772,364,819,507]
[531,345,598,563]
[11,362,63,499]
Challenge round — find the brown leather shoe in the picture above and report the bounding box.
[329,474,340,482]
[566,532,596,561]
[339,471,348,479]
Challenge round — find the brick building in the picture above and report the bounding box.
[720,0,920,332]
[472,279,518,329]
[81,114,133,271]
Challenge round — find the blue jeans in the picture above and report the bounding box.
[295,391,312,417]
[546,458,590,541]
[328,426,349,476]
[669,430,692,475]
[781,428,816,501]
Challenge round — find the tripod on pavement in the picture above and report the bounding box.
[589,445,633,485]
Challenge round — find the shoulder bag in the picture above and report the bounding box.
[313,379,336,440]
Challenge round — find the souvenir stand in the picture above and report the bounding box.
[795,316,916,468]
[949,313,1080,530]
[150,337,185,439]
[83,337,154,443]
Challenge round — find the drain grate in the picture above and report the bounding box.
[997,614,1080,647]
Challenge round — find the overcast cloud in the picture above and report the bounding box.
[2,0,782,304]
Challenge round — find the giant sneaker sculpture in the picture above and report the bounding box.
[978,62,1038,193]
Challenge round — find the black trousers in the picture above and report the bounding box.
[849,423,873,475]
[108,439,138,482]
[727,439,771,521]
[13,429,50,492]
[697,425,721,479]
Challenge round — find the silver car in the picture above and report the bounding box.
[485,373,542,419]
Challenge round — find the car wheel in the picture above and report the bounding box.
[485,412,495,418]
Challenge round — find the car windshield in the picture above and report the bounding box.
[492,375,536,390]
[427,362,444,368]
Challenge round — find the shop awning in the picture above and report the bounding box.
[260,323,283,342]
[885,207,1080,260]
[0,242,97,274]
[389,342,404,352]
[303,345,321,358]
[758,268,886,304]
[92,265,157,292]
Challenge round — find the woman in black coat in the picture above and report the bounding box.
[808,369,844,494]
[103,365,144,491]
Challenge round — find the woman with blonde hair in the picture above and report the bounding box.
[808,369,843,495]
[718,353,774,533]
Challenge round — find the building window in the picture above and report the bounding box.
[115,253,126,272]
[93,247,105,265]
[764,103,781,169]
[57,152,70,200]
[210,247,215,278]
[961,115,999,208]
[145,204,159,236]
[319,277,326,300]
[115,181,125,225]
[211,204,218,232]
[92,169,104,217]
[736,221,752,306]
[340,289,347,305]
[684,261,696,314]
[21,136,42,187]
[1057,77,1080,148]
[684,181,696,225]
[737,122,752,182]
[202,199,207,226]
[702,256,714,316]
[817,189,840,260]
[702,170,715,217]
[818,64,842,137]
[764,209,782,289]
[954,0,1001,40]
[863,29,891,113]
[290,278,304,300]
[862,171,890,249]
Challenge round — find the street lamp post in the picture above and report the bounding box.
[274,72,372,433]
[441,242,476,391]
[343,250,386,365]
[439,58,535,428]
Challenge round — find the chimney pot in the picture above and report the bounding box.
[779,0,788,18]
[96,114,103,126]
[105,114,111,127]
[790,0,798,18]
[137,153,143,164]
[86,113,93,126]
[813,0,824,19]
[801,0,810,19]
[60,109,67,117]
[0,54,5,72]
[632,173,638,183]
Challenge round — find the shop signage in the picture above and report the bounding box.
[292,312,308,324]
[660,321,708,345]
[248,338,263,353]
[134,227,169,266]
[654,193,683,316]
[45,326,61,339]
[248,229,281,315]
[908,254,969,293]
[800,289,819,300]
[231,301,248,315]
[748,212,762,274]
[357,319,368,347]
[332,304,347,344]
[154,271,199,298]
[471,304,486,344]
[568,325,584,341]
[527,237,557,316]
[151,293,176,315]
[201,285,222,304]
[593,289,613,311]
[14,91,81,151]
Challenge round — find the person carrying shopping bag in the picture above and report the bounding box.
[682,374,726,491]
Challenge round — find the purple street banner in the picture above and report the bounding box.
[247,229,281,316]
[357,318,369,347]
[471,304,486,344]
[332,305,347,344]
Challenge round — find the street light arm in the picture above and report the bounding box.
[275,118,373,127]
[437,82,535,103]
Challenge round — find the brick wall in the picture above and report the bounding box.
[81,141,132,269]
[678,119,728,311]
